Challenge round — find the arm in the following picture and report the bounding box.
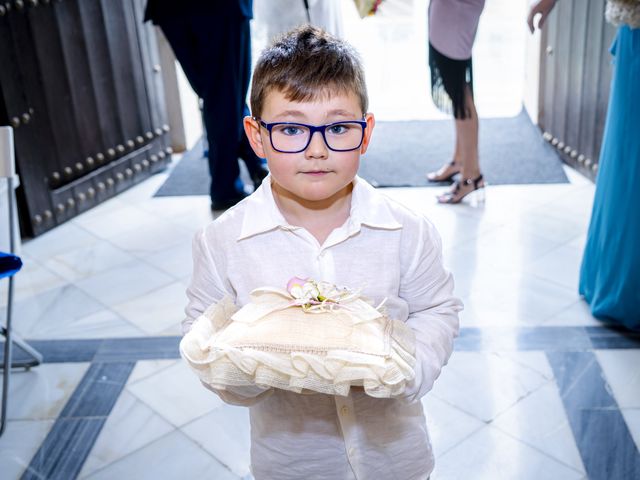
[185,228,272,406]
[400,218,462,402]
[527,0,558,33]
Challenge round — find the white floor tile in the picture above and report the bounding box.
[107,220,193,255]
[430,352,548,422]
[4,363,89,421]
[22,223,100,263]
[6,285,105,339]
[507,208,586,246]
[595,350,640,409]
[136,195,210,220]
[492,382,586,473]
[453,225,564,273]
[41,241,136,283]
[79,391,175,478]
[544,300,600,327]
[525,244,584,291]
[112,282,188,335]
[181,405,251,477]
[460,273,578,326]
[422,395,485,457]
[494,352,554,381]
[0,419,55,480]
[432,425,585,480]
[126,361,223,427]
[136,242,194,280]
[74,261,174,306]
[72,204,162,240]
[127,359,180,385]
[0,258,68,308]
[35,309,145,339]
[83,430,238,480]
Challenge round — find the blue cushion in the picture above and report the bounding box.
[0,252,22,278]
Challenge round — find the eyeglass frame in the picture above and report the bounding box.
[253,117,368,154]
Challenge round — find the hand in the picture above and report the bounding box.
[527,0,558,33]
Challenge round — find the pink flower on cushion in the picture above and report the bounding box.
[286,276,309,299]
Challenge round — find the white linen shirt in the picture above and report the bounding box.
[185,176,462,480]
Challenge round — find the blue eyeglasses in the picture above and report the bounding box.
[255,118,367,153]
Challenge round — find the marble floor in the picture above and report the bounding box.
[2,0,640,479]
[3,157,640,480]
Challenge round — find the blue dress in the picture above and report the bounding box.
[579,26,640,330]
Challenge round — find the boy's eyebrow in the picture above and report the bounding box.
[274,110,306,118]
[327,109,359,118]
[272,109,360,120]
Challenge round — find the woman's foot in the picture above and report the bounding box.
[437,174,485,204]
[426,161,461,182]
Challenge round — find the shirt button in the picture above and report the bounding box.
[349,447,355,456]
[340,405,349,415]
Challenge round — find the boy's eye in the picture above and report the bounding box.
[326,124,350,135]
[275,125,306,136]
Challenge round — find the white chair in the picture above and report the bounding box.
[0,126,42,437]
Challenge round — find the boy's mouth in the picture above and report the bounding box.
[301,170,331,176]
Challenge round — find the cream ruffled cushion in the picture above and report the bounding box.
[180,287,416,398]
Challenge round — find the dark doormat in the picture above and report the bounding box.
[154,109,567,197]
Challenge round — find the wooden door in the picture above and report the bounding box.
[0,0,171,237]
[538,0,616,181]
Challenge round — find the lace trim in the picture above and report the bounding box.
[181,293,416,398]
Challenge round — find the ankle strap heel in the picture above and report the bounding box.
[437,174,485,205]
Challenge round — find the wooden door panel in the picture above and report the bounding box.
[539,0,615,181]
[0,0,171,236]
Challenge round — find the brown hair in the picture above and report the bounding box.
[250,25,368,118]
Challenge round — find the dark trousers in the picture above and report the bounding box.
[158,12,262,201]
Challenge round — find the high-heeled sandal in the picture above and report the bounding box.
[426,161,461,183]
[437,174,485,205]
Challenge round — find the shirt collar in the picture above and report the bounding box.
[238,175,402,241]
[348,176,403,231]
[238,176,288,240]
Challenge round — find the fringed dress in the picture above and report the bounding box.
[428,0,485,119]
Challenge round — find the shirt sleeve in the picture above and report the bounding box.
[184,227,272,405]
[183,228,231,334]
[399,216,462,402]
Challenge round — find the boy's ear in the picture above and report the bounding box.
[359,113,376,155]
[243,116,266,158]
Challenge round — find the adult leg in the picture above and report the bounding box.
[156,16,206,99]
[456,84,480,180]
[199,15,246,206]
[158,13,244,205]
[437,86,484,203]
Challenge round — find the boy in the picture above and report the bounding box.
[185,25,461,480]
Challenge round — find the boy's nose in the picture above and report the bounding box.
[305,131,328,159]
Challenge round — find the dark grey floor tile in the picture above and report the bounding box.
[93,336,180,362]
[547,351,640,480]
[587,325,640,349]
[21,417,104,480]
[61,362,135,418]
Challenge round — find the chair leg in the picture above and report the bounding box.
[0,330,43,369]
[0,274,43,437]
[0,273,15,436]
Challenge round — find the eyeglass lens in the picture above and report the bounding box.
[270,123,363,152]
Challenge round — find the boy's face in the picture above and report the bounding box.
[244,89,375,208]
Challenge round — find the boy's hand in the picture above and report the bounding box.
[527,0,558,33]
